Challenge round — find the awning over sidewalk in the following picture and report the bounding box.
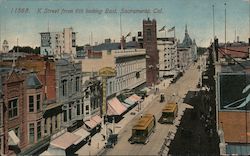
[84,115,102,130]
[128,94,141,103]
[91,115,102,125]
[84,120,98,130]
[50,132,81,150]
[8,130,20,146]
[73,128,90,145]
[107,97,127,116]
[141,87,150,93]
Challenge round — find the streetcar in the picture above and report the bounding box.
[158,103,178,124]
[128,114,156,144]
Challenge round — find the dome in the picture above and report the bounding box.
[3,40,8,45]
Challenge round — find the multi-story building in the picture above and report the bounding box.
[157,37,178,78]
[78,40,146,99]
[0,56,61,155]
[177,25,197,71]
[40,28,76,57]
[1,68,25,155]
[55,58,84,130]
[0,76,4,155]
[143,18,159,86]
[177,47,192,72]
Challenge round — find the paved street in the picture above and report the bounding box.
[104,63,201,155]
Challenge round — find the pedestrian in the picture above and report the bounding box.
[140,113,143,118]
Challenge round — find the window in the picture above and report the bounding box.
[8,98,18,119]
[29,96,34,112]
[55,116,58,129]
[37,121,41,140]
[77,103,80,115]
[36,94,41,111]
[69,109,72,120]
[44,119,47,134]
[86,105,89,115]
[29,123,34,143]
[63,110,67,122]
[81,99,84,115]
[62,80,67,96]
[75,77,80,92]
[146,29,152,41]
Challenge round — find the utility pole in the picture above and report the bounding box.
[224,2,227,54]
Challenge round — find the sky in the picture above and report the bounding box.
[0,0,249,49]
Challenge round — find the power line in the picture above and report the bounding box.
[218,48,246,69]
[218,47,249,54]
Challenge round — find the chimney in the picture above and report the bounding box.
[120,36,126,50]
[248,38,250,46]
[237,36,239,43]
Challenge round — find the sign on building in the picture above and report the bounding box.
[41,32,51,47]
[219,73,250,111]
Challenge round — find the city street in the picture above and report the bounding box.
[104,63,201,155]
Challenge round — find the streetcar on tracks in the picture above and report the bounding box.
[128,114,156,144]
[158,103,178,124]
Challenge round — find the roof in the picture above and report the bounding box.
[218,46,249,59]
[162,103,177,113]
[133,114,154,130]
[3,40,8,45]
[221,60,250,73]
[26,72,42,89]
[92,41,138,51]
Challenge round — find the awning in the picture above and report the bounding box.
[124,98,135,106]
[50,132,81,150]
[73,128,90,145]
[84,120,98,130]
[107,97,127,116]
[140,87,150,93]
[128,94,141,103]
[91,115,102,125]
[122,102,131,108]
[8,130,20,146]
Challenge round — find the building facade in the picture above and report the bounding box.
[158,37,178,78]
[79,47,146,99]
[55,58,84,130]
[25,73,44,147]
[215,60,250,155]
[107,49,146,97]
[0,76,4,155]
[177,25,197,71]
[2,40,9,53]
[143,18,159,86]
[40,28,76,57]
[1,69,26,155]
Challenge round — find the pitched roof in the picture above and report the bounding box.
[26,72,42,89]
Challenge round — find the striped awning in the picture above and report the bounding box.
[107,97,127,116]
[128,94,141,103]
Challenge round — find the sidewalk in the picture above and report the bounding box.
[75,79,172,155]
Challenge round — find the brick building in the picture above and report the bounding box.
[216,61,250,154]
[143,18,159,86]
[1,68,26,155]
